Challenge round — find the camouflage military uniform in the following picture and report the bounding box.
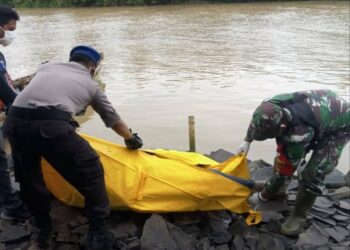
[245,89,350,195]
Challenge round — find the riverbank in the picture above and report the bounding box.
[5,0,345,8]
[0,149,349,249]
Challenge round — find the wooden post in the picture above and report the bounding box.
[188,116,196,152]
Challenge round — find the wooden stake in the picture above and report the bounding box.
[188,116,196,152]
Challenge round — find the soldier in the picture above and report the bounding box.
[3,45,143,249]
[237,89,350,235]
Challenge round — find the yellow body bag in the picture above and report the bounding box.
[42,134,261,224]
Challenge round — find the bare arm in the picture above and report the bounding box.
[111,119,133,140]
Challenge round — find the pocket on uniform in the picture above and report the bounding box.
[40,124,74,139]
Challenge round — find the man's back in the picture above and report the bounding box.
[13,62,98,115]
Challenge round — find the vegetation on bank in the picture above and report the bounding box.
[1,0,324,7]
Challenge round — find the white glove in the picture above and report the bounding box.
[236,141,251,155]
[248,192,268,207]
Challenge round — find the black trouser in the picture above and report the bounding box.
[3,115,110,229]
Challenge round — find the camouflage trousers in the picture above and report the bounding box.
[265,128,350,196]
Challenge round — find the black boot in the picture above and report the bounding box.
[31,214,53,248]
[85,221,114,250]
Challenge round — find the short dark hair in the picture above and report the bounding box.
[0,4,20,26]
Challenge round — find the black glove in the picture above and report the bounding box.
[124,133,143,150]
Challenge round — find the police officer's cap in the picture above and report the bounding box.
[70,45,101,65]
[250,102,284,141]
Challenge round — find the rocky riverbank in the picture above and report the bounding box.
[0,149,349,250]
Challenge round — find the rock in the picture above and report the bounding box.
[261,212,284,223]
[266,219,281,233]
[71,224,89,235]
[258,233,288,250]
[327,187,350,201]
[196,237,212,250]
[344,171,350,185]
[314,196,334,209]
[167,222,197,250]
[206,149,234,163]
[286,179,299,191]
[325,169,346,188]
[124,236,141,250]
[51,204,81,225]
[336,199,350,212]
[254,200,290,213]
[171,212,202,226]
[310,213,336,226]
[111,220,138,240]
[215,244,229,250]
[296,223,329,247]
[140,214,177,250]
[332,214,349,222]
[311,206,337,215]
[0,225,31,243]
[232,234,245,250]
[324,227,345,243]
[55,224,71,242]
[206,211,232,245]
[229,216,249,237]
[250,166,273,182]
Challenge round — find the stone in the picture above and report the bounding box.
[310,213,336,226]
[325,227,345,243]
[206,211,232,245]
[124,236,141,250]
[286,179,299,191]
[296,223,329,247]
[232,234,245,250]
[76,216,88,225]
[336,199,350,212]
[140,214,177,250]
[206,149,234,163]
[167,222,197,250]
[229,216,249,237]
[250,166,273,182]
[266,219,281,233]
[314,196,334,208]
[56,224,71,242]
[71,224,89,235]
[328,187,350,201]
[334,226,350,237]
[111,220,138,240]
[51,205,81,225]
[171,212,202,226]
[258,233,287,250]
[344,171,350,185]
[261,212,284,223]
[325,169,346,188]
[0,225,31,243]
[311,206,337,215]
[254,200,290,213]
[332,214,349,222]
[196,237,212,250]
[215,245,229,250]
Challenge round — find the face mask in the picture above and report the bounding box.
[0,30,15,47]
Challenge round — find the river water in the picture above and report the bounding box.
[3,1,349,173]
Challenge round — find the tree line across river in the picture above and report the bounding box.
[1,0,322,7]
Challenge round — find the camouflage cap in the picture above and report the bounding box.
[250,102,283,140]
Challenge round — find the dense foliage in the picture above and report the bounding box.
[0,0,310,7]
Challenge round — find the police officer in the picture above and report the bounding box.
[237,89,349,235]
[3,45,143,249]
[0,4,30,221]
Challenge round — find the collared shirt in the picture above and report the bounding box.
[13,62,120,127]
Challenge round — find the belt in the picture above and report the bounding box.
[7,106,72,121]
